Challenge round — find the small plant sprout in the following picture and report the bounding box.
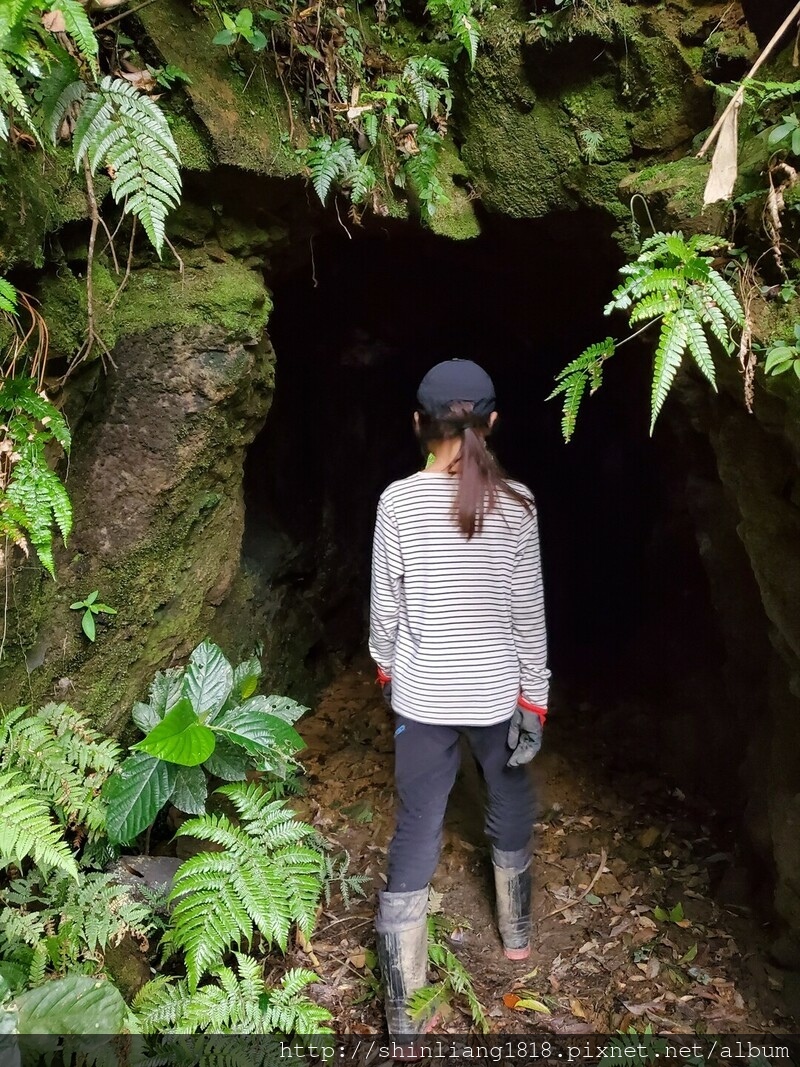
[212,9,267,51]
[70,591,117,641]
[764,325,800,380]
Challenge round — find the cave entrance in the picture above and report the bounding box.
[240,209,790,1026]
[245,208,728,739]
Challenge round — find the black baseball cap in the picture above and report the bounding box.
[416,359,496,417]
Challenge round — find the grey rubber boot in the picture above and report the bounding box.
[375,888,430,1036]
[492,847,532,959]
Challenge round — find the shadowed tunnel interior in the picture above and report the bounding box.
[243,210,749,806]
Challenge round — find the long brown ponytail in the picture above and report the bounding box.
[417,402,532,539]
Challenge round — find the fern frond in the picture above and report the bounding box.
[551,337,615,381]
[627,291,678,324]
[703,269,745,327]
[0,53,39,142]
[349,157,377,204]
[0,703,120,840]
[454,12,479,66]
[682,310,716,387]
[73,77,181,256]
[0,277,18,314]
[650,312,687,433]
[168,784,324,989]
[48,0,99,74]
[307,136,357,204]
[0,771,78,878]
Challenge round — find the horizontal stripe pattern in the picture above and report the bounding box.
[369,471,550,726]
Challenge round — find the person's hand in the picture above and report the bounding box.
[377,666,393,710]
[506,704,545,766]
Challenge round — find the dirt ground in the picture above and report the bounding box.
[289,660,797,1037]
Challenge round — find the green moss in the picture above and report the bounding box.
[0,148,105,271]
[169,109,216,172]
[428,140,481,240]
[139,0,307,177]
[115,259,271,341]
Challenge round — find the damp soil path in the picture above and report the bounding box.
[291,660,796,1036]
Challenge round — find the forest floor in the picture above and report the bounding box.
[290,659,797,1038]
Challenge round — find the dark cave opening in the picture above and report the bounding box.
[243,210,742,767]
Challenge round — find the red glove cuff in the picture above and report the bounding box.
[518,694,547,724]
[376,666,392,686]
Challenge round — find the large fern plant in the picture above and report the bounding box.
[550,232,745,439]
[0,375,72,577]
[1,869,153,988]
[134,953,331,1034]
[0,703,120,879]
[164,781,324,990]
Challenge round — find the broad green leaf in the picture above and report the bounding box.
[212,706,305,757]
[238,694,308,725]
[669,901,684,922]
[104,753,176,844]
[149,668,184,719]
[131,701,159,733]
[259,8,283,19]
[202,736,249,781]
[184,640,233,718]
[793,127,800,157]
[170,765,207,815]
[15,976,127,1034]
[249,28,267,50]
[231,657,261,701]
[653,906,668,921]
[81,610,95,641]
[94,603,116,614]
[765,346,796,372]
[134,698,216,767]
[212,28,235,44]
[236,7,253,29]
[85,590,98,604]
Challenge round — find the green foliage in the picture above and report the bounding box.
[403,55,451,119]
[0,279,18,315]
[322,849,369,909]
[165,781,324,989]
[1,869,153,980]
[425,0,480,66]
[1,973,129,1035]
[550,233,744,439]
[0,770,79,879]
[61,76,182,256]
[399,126,449,217]
[212,9,267,51]
[49,0,99,75]
[69,590,117,642]
[764,324,800,380]
[134,955,331,1034]
[0,0,101,143]
[407,912,489,1033]
[767,112,800,157]
[104,640,307,844]
[0,376,72,577]
[0,702,120,845]
[548,338,615,442]
[579,128,603,162]
[306,136,358,205]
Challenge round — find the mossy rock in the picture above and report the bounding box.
[138,0,306,177]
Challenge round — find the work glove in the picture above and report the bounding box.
[506,700,546,767]
[376,666,393,709]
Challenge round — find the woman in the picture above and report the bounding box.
[369,358,550,1038]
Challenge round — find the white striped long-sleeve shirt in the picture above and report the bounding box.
[369,471,550,726]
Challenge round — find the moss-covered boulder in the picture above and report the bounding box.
[0,252,274,731]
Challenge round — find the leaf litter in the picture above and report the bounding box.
[287,661,796,1036]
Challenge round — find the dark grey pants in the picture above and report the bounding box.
[386,714,534,893]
